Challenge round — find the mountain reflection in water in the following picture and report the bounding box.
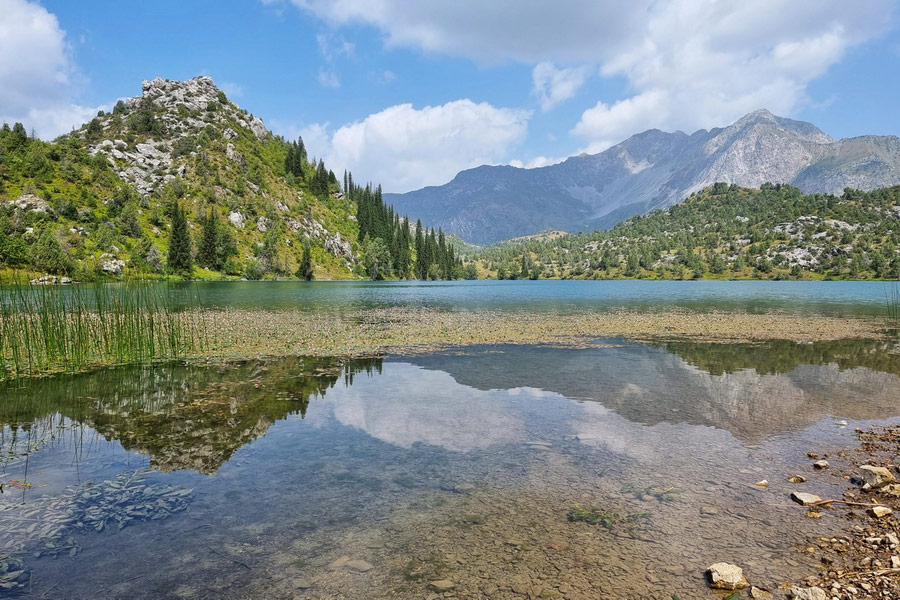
[1,338,898,477]
[1,338,900,599]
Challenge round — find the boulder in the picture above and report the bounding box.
[249,116,267,140]
[344,559,373,572]
[868,506,892,518]
[325,232,353,260]
[428,580,455,592]
[859,465,894,489]
[707,562,748,590]
[6,193,53,215]
[99,254,126,276]
[790,586,826,600]
[790,492,822,506]
[228,211,245,228]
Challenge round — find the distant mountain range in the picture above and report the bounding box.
[385,109,900,244]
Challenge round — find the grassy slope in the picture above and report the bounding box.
[0,81,360,281]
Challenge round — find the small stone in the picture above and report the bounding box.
[791,492,822,506]
[807,452,819,459]
[546,540,569,551]
[707,562,748,590]
[750,586,773,599]
[891,556,900,569]
[344,560,374,572]
[787,475,807,484]
[453,483,476,494]
[882,483,900,496]
[327,556,350,570]
[813,460,829,470]
[790,586,827,600]
[701,506,719,516]
[859,465,895,489]
[805,511,823,519]
[834,420,848,426]
[293,579,312,590]
[428,579,455,592]
[867,506,892,518]
[754,480,769,488]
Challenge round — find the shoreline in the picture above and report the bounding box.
[201,307,892,361]
[783,425,900,599]
[1,307,893,382]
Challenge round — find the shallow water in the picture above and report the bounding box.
[1,339,899,599]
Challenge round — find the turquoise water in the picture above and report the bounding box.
[1,339,899,599]
[5,279,896,314]
[183,279,900,314]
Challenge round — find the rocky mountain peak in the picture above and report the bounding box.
[78,75,270,195]
[727,108,833,144]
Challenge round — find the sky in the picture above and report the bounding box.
[1,0,899,194]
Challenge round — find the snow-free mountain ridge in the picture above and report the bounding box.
[385,109,900,244]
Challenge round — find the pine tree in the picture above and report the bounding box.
[197,209,219,269]
[168,203,193,275]
[297,239,314,280]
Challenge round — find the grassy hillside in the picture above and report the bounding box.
[0,76,360,281]
[470,183,900,280]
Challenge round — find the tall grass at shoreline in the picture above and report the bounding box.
[0,278,206,381]
[888,281,900,327]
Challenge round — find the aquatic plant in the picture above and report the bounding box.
[887,281,899,329]
[0,278,206,380]
[620,484,680,502]
[567,505,652,529]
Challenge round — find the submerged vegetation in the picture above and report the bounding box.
[0,279,204,380]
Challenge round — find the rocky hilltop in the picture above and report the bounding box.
[386,109,900,244]
[0,76,358,279]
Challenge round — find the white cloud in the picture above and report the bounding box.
[218,81,245,98]
[297,100,530,192]
[278,0,896,151]
[0,0,100,138]
[376,69,397,85]
[531,62,590,112]
[317,68,341,88]
[508,155,567,170]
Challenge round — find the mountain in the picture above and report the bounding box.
[0,76,384,281]
[0,76,468,281]
[470,183,900,280]
[385,109,900,244]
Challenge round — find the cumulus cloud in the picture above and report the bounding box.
[531,62,590,112]
[0,0,100,138]
[508,155,567,170]
[298,100,530,192]
[278,0,896,151]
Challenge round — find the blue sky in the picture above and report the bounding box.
[1,0,899,192]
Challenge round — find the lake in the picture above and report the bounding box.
[7,279,897,315]
[0,281,898,599]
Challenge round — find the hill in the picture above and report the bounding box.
[385,110,900,244]
[469,183,900,280]
[0,76,468,281]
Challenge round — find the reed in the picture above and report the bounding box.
[0,277,206,381]
[888,280,899,328]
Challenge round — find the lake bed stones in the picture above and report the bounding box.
[707,562,748,590]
